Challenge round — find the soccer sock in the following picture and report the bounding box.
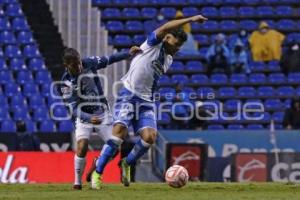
[96,136,123,174]
[74,155,86,185]
[126,139,151,166]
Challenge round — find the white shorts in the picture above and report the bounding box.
[74,113,113,142]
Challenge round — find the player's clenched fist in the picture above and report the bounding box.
[189,15,208,23]
[129,46,142,56]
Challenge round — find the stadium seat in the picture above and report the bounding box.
[218,87,236,98]
[112,0,130,5]
[12,17,29,31]
[238,87,256,98]
[220,7,237,18]
[277,86,294,98]
[211,74,228,84]
[33,107,49,121]
[275,6,292,17]
[122,8,140,18]
[277,20,296,31]
[158,113,171,125]
[160,7,176,18]
[194,34,210,46]
[4,83,21,97]
[250,61,265,72]
[230,73,247,84]
[224,99,242,110]
[296,86,300,97]
[169,61,184,71]
[114,35,132,46]
[182,7,199,17]
[249,73,266,85]
[24,120,37,132]
[171,75,189,85]
[0,17,11,30]
[13,107,30,120]
[207,124,224,130]
[197,87,214,96]
[267,60,281,72]
[0,96,9,108]
[10,58,26,71]
[247,124,264,130]
[125,21,143,32]
[28,58,46,71]
[0,70,14,84]
[102,8,121,18]
[92,0,111,5]
[265,99,282,110]
[272,112,284,123]
[289,73,300,84]
[141,8,157,18]
[257,6,274,17]
[240,20,257,31]
[39,120,56,133]
[58,120,73,132]
[190,74,209,85]
[239,7,255,18]
[10,93,27,107]
[17,71,34,84]
[6,3,23,17]
[23,45,41,58]
[186,61,205,72]
[0,120,16,132]
[257,86,276,98]
[228,124,244,130]
[5,45,22,58]
[106,21,124,32]
[143,20,156,33]
[35,70,52,84]
[0,107,10,120]
[0,31,16,44]
[219,20,239,31]
[28,94,45,109]
[201,7,218,18]
[17,31,34,44]
[201,20,219,31]
[268,73,286,84]
[23,83,39,96]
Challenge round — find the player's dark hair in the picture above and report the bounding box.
[168,28,187,43]
[62,48,81,65]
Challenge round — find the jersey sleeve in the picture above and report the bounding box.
[82,56,109,70]
[146,31,162,47]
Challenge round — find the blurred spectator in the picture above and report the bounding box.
[16,120,40,151]
[280,41,300,74]
[249,21,285,62]
[283,98,300,129]
[206,33,230,75]
[175,11,199,55]
[230,39,250,74]
[229,29,249,49]
[189,101,208,130]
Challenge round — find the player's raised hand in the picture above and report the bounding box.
[129,46,142,56]
[190,15,208,23]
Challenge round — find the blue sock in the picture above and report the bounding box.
[96,137,122,174]
[126,139,151,166]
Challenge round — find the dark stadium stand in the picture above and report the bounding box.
[0,0,72,133]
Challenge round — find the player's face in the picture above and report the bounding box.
[163,34,184,56]
[64,58,83,75]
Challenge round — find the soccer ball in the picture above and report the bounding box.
[165,165,189,188]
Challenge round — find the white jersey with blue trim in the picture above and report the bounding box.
[121,31,173,102]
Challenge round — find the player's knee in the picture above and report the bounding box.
[141,130,157,144]
[113,123,128,139]
[76,139,88,157]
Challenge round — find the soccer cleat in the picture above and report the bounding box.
[91,171,102,190]
[86,157,97,182]
[72,185,82,190]
[120,158,131,187]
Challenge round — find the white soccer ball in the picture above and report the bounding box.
[165,165,189,188]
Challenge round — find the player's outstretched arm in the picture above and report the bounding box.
[107,46,142,65]
[155,15,207,40]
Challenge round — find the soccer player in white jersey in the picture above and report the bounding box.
[91,15,207,188]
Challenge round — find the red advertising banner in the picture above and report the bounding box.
[0,152,120,184]
[234,153,268,182]
[167,143,207,180]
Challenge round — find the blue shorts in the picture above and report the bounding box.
[113,87,157,134]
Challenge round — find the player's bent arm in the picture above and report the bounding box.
[155,15,207,40]
[107,46,142,65]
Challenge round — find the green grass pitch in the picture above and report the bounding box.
[1,182,299,200]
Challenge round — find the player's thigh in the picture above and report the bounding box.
[74,118,93,143]
[95,123,113,142]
